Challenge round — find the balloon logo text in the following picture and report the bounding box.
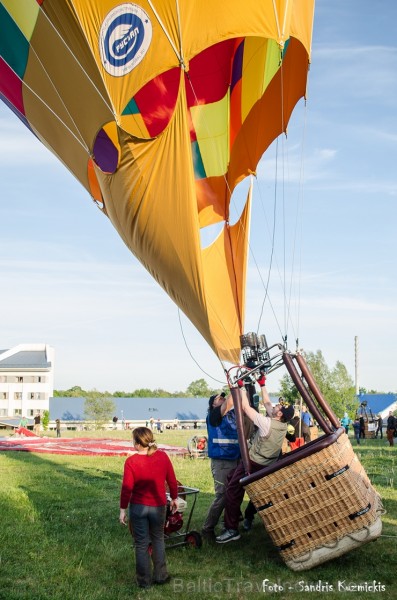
[99,3,152,76]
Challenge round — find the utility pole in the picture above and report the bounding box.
[354,336,359,395]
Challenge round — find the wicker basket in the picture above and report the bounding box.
[242,429,383,571]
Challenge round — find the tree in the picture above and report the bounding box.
[279,374,300,404]
[186,378,212,397]
[132,388,156,397]
[329,360,357,417]
[42,410,50,431]
[84,395,116,428]
[279,350,358,419]
[54,386,86,397]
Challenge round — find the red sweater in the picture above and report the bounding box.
[120,450,178,509]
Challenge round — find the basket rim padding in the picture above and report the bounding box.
[240,427,344,487]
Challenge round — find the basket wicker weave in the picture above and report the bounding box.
[242,429,383,571]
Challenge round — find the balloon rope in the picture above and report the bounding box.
[254,51,287,340]
[184,75,246,349]
[2,65,89,155]
[1,0,90,151]
[147,0,185,67]
[254,57,307,349]
[177,309,226,385]
[271,0,282,43]
[174,0,186,68]
[184,52,283,348]
[146,9,242,356]
[255,152,281,337]
[287,103,308,347]
[183,39,306,355]
[33,2,114,133]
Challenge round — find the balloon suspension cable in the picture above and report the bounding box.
[177,309,226,385]
[33,2,114,137]
[254,48,306,348]
[271,0,282,44]
[174,0,186,70]
[255,156,282,338]
[147,0,184,66]
[184,73,245,350]
[4,72,89,155]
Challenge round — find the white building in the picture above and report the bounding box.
[0,344,54,418]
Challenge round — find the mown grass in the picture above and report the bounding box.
[0,431,396,600]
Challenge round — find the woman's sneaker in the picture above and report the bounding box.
[215,529,241,544]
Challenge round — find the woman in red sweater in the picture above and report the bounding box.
[119,427,178,588]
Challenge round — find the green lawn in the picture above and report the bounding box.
[0,430,396,600]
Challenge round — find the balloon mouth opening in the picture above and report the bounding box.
[93,128,119,173]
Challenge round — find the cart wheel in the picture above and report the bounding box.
[185,531,202,548]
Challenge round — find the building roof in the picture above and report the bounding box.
[50,394,281,421]
[0,350,51,370]
[50,396,210,421]
[357,393,397,417]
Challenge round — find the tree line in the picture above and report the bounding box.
[53,379,217,399]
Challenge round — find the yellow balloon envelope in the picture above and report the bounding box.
[0,0,314,364]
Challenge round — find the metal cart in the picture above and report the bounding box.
[164,484,202,548]
[128,484,202,550]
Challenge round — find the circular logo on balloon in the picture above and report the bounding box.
[99,4,152,77]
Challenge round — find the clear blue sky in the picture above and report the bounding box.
[0,0,396,394]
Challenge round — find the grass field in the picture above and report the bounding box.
[0,429,396,600]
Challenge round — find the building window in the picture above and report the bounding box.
[28,409,34,417]
[0,409,7,416]
[0,392,7,400]
[14,409,22,416]
[14,392,22,400]
[16,376,24,383]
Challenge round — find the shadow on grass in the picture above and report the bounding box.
[0,451,133,600]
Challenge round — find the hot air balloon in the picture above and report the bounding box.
[0,0,383,570]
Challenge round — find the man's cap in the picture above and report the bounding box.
[208,394,217,409]
[280,404,295,422]
[208,392,226,409]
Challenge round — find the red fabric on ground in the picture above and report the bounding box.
[14,427,37,437]
[0,437,189,457]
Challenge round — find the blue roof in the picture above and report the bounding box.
[50,394,282,421]
[50,397,210,421]
[357,393,397,416]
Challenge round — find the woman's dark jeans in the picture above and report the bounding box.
[129,503,168,587]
